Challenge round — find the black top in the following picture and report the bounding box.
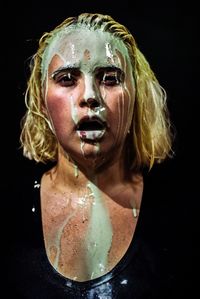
[4,163,192,298]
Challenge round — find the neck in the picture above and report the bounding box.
[51,146,130,194]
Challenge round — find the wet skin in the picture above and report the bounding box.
[43,28,135,171]
[40,28,142,281]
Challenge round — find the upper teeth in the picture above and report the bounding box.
[77,129,106,140]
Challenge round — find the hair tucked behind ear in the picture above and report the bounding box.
[20,12,174,170]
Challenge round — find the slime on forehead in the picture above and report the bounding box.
[42,25,135,131]
[41,25,134,83]
[42,25,136,156]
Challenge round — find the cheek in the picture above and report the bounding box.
[105,89,132,122]
[46,91,72,129]
[105,88,134,143]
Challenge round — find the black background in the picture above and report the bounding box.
[1,0,198,297]
[2,1,198,173]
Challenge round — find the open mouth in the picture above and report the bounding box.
[76,117,106,141]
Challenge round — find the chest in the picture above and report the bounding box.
[41,191,137,281]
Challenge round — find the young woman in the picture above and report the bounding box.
[10,13,174,298]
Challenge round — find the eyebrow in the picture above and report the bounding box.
[50,64,80,78]
[51,64,124,78]
[95,65,123,74]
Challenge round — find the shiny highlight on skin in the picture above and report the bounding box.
[86,179,113,279]
[47,209,77,270]
[42,26,136,281]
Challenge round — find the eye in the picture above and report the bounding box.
[51,69,80,87]
[97,70,124,87]
[52,72,76,87]
[103,73,118,86]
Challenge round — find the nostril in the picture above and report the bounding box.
[79,98,100,108]
[80,101,87,108]
[79,97,100,108]
[83,97,100,108]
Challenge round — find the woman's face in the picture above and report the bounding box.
[43,27,135,168]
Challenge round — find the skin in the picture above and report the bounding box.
[41,27,143,281]
[43,28,135,171]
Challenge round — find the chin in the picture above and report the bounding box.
[67,142,110,170]
[63,137,120,170]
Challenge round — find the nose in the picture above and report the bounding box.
[80,96,100,108]
[79,74,101,109]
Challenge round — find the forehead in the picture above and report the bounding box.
[41,26,131,79]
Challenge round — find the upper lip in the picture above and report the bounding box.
[76,116,107,131]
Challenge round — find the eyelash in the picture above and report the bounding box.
[52,72,122,87]
[100,74,121,86]
[52,73,77,87]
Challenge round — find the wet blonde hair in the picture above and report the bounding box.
[20,13,173,170]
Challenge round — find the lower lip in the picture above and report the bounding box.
[77,129,106,141]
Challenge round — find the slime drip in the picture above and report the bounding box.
[86,179,113,279]
[94,143,100,155]
[70,96,79,125]
[81,141,85,156]
[73,163,79,178]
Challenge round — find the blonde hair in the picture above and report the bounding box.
[20,13,174,170]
